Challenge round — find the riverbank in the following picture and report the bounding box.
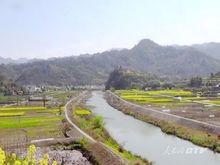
[64,91,152,164]
[105,91,220,153]
[73,100,151,164]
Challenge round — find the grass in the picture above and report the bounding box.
[197,99,220,105]
[74,108,92,116]
[0,104,64,140]
[146,89,193,97]
[117,89,193,97]
[117,89,220,110]
[0,112,25,117]
[73,106,150,164]
[117,89,179,104]
[109,94,220,153]
[0,106,46,111]
[0,116,62,129]
[45,90,79,101]
[0,90,78,141]
[0,93,24,103]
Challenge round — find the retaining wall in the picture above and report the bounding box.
[106,91,220,135]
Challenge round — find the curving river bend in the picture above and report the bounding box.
[85,91,220,165]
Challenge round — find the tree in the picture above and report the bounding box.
[143,80,161,90]
[162,83,175,89]
[105,68,132,90]
[189,77,203,87]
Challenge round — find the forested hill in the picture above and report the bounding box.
[192,42,220,60]
[1,39,220,86]
[0,72,25,95]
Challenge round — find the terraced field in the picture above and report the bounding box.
[116,89,193,105]
[116,89,220,126]
[116,89,220,107]
[0,106,64,140]
[0,90,79,148]
[0,93,24,104]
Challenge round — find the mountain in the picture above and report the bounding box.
[0,57,39,64]
[1,39,220,86]
[105,67,157,90]
[0,57,27,64]
[192,42,220,60]
[0,72,25,96]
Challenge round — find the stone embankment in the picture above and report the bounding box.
[106,91,220,135]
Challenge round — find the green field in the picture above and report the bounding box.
[146,89,193,97]
[0,112,25,117]
[0,116,62,129]
[46,90,79,101]
[74,108,92,116]
[0,105,64,140]
[116,89,188,104]
[0,106,62,129]
[0,93,24,103]
[0,106,46,111]
[116,89,220,108]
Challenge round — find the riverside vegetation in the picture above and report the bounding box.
[73,106,152,165]
[0,145,57,165]
[113,89,220,153]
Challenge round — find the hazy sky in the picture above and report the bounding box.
[1,0,220,59]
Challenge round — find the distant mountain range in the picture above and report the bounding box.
[0,57,40,64]
[192,42,220,60]
[1,39,220,86]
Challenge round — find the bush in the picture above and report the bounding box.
[0,145,57,165]
[92,116,104,129]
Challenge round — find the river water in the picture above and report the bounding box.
[85,91,220,165]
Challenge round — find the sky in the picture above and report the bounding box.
[0,0,220,59]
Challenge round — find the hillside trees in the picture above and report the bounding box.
[189,77,203,87]
[105,67,157,90]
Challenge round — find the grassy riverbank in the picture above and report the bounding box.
[132,112,220,152]
[108,91,220,153]
[73,106,151,165]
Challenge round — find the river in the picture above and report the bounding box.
[85,91,220,165]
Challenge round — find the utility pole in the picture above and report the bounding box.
[43,93,46,107]
[16,95,19,107]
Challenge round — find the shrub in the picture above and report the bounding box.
[92,116,104,129]
[0,145,57,165]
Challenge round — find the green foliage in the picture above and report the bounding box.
[114,95,220,153]
[0,112,25,117]
[143,80,161,89]
[0,147,6,164]
[0,105,63,130]
[74,107,150,164]
[0,106,46,111]
[146,89,193,97]
[105,67,153,90]
[79,137,88,146]
[91,116,104,129]
[0,116,62,129]
[116,89,194,106]
[0,72,26,96]
[0,94,24,103]
[189,77,203,87]
[74,109,92,116]
[1,145,57,165]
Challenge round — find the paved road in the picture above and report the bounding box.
[64,91,96,142]
[64,91,127,164]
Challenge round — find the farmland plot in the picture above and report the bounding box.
[116,90,220,126]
